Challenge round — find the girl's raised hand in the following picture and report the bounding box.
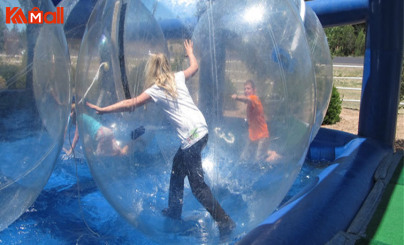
[183,39,198,79]
[184,40,194,54]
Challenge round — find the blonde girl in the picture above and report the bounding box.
[87,40,235,236]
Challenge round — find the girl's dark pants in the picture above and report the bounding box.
[167,134,229,224]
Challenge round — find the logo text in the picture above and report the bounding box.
[6,7,64,24]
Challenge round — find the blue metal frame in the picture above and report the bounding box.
[308,0,403,147]
[359,0,404,147]
[307,0,368,27]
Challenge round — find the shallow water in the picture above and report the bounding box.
[0,127,324,245]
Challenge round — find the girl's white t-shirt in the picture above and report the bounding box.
[144,72,208,149]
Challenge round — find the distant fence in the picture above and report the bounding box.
[333,64,404,107]
[333,64,363,68]
[335,84,404,106]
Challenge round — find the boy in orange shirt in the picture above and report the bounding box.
[232,80,279,163]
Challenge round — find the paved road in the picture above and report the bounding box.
[333,56,364,66]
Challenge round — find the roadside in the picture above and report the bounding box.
[329,57,403,150]
[322,108,404,150]
[333,56,364,66]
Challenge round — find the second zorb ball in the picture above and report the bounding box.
[75,0,173,243]
[191,0,316,240]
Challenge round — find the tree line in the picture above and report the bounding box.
[325,24,366,57]
[325,24,403,107]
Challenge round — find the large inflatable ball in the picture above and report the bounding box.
[0,0,71,231]
[75,0,170,240]
[191,0,315,239]
[291,0,333,140]
[75,0,315,244]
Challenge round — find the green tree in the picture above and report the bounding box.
[354,28,366,56]
[325,24,366,57]
[323,86,342,125]
[325,25,355,56]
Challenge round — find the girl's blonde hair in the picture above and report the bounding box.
[145,53,177,99]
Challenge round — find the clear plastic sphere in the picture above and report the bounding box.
[191,0,315,237]
[75,0,170,239]
[290,0,333,140]
[76,0,315,244]
[0,1,71,231]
